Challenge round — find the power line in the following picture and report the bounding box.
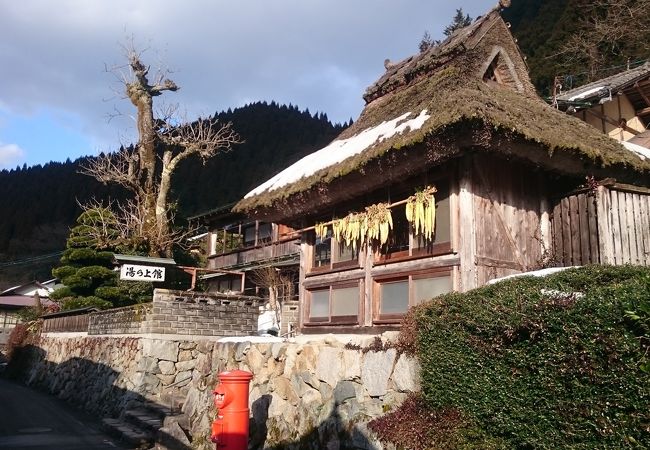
[0,251,63,270]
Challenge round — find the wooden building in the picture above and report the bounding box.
[234,6,650,333]
[193,204,300,307]
[555,62,650,142]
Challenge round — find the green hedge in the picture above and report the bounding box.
[394,265,649,449]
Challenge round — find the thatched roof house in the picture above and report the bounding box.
[234,5,650,332]
[236,8,649,224]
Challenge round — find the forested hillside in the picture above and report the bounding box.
[503,0,650,96]
[0,102,346,287]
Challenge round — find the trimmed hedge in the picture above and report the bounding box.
[379,265,650,449]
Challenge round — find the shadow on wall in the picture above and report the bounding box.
[5,345,193,450]
[250,394,378,450]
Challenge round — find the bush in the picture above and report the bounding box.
[382,265,650,449]
[60,296,112,310]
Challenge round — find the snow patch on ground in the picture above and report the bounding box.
[245,110,431,198]
[488,266,580,285]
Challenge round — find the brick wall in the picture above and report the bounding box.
[88,289,261,336]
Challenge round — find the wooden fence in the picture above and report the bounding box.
[552,184,650,266]
[43,313,91,333]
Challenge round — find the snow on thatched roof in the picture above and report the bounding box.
[235,8,650,219]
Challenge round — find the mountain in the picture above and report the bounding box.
[0,101,347,288]
[503,0,650,96]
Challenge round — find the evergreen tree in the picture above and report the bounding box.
[50,208,152,310]
[444,8,472,37]
[418,8,473,53]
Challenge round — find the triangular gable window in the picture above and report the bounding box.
[482,50,521,92]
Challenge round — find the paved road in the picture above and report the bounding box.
[0,377,127,450]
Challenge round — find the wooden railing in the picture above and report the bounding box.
[209,239,299,269]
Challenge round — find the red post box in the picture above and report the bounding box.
[210,370,253,449]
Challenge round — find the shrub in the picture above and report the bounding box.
[380,265,650,449]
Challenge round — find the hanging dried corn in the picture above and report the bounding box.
[405,186,437,241]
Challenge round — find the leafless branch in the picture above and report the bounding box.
[80,149,141,194]
[162,117,241,165]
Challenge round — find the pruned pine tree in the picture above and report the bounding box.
[82,48,240,257]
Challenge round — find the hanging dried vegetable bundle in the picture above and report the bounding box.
[365,203,393,245]
[405,186,437,241]
[314,222,328,240]
[328,201,393,250]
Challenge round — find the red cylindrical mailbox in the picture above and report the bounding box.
[210,370,253,449]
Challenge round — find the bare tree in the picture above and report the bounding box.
[82,47,240,256]
[250,267,293,327]
[553,0,650,81]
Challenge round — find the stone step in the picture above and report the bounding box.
[124,408,164,433]
[102,417,153,448]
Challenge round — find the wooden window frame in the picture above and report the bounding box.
[377,181,452,264]
[309,231,360,274]
[373,268,452,324]
[304,281,362,326]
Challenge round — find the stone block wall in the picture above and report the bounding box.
[88,304,151,335]
[15,334,419,449]
[87,289,261,336]
[280,300,300,337]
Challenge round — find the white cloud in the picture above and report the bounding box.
[0,0,495,163]
[0,143,25,169]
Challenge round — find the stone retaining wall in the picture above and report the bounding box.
[15,334,419,449]
[87,289,261,336]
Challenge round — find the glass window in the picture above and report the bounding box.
[414,185,450,248]
[258,223,272,243]
[243,226,256,246]
[413,275,452,305]
[380,280,409,314]
[332,239,358,264]
[384,204,409,254]
[314,230,332,267]
[310,290,329,318]
[231,277,242,292]
[331,287,359,317]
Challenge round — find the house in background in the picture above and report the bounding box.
[0,279,57,346]
[555,62,650,144]
[0,278,61,298]
[191,203,300,336]
[234,4,650,333]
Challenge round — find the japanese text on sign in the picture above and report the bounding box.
[120,264,166,282]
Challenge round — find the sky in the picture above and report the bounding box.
[0,0,496,170]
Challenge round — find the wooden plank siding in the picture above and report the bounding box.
[43,314,90,333]
[553,186,650,267]
[551,192,600,266]
[470,154,543,287]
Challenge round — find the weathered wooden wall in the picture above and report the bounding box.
[42,313,90,333]
[552,185,650,266]
[596,185,650,265]
[460,154,545,290]
[551,191,600,266]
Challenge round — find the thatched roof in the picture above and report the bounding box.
[235,8,650,222]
